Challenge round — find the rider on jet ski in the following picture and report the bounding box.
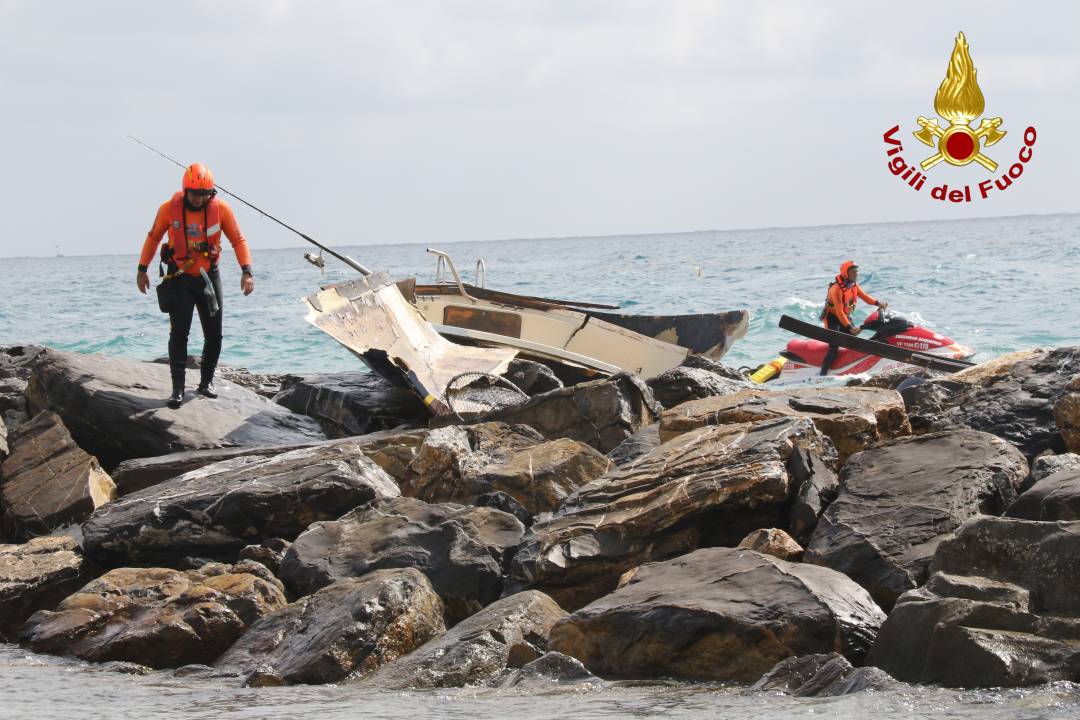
[820,260,888,375]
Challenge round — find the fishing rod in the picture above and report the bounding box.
[127,136,371,276]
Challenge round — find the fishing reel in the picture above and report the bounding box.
[304,251,326,273]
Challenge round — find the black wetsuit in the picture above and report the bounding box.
[167,266,222,389]
[820,314,853,376]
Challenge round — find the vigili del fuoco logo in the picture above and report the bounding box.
[883,32,1037,203]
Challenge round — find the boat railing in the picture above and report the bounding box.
[427,248,476,302]
[475,258,486,288]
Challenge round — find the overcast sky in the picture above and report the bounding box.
[1,0,1076,258]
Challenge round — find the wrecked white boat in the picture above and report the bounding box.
[303,249,748,414]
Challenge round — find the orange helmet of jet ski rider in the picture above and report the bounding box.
[182,163,215,191]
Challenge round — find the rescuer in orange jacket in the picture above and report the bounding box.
[820,260,888,375]
[136,163,254,408]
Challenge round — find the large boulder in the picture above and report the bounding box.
[215,568,445,686]
[361,590,567,689]
[476,373,660,454]
[279,496,523,623]
[81,442,400,566]
[904,347,1080,460]
[108,427,431,496]
[1,411,116,540]
[507,416,834,610]
[0,345,46,429]
[21,560,287,668]
[548,547,886,682]
[403,424,610,515]
[1007,468,1080,521]
[1032,452,1080,481]
[804,430,1027,610]
[660,386,910,463]
[273,372,427,439]
[645,365,751,409]
[0,536,97,642]
[26,349,325,470]
[868,517,1080,687]
[1054,375,1080,453]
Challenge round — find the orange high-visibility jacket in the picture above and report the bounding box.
[140,192,252,276]
[824,278,877,329]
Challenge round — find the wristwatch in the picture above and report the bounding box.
[241,265,253,277]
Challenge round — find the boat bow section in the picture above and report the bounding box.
[303,273,517,413]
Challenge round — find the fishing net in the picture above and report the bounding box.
[443,372,529,421]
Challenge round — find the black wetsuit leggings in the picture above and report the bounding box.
[167,267,223,385]
[820,315,850,375]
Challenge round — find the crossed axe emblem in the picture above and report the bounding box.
[913,116,1006,172]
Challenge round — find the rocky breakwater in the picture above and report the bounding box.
[548,547,885,682]
[804,430,1028,610]
[868,516,1080,687]
[507,415,836,610]
[279,496,523,624]
[659,385,910,464]
[21,560,287,668]
[903,347,1080,460]
[81,442,400,566]
[26,349,325,470]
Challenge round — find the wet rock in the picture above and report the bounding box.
[786,443,840,543]
[1032,453,1080,482]
[646,366,751,409]
[361,590,567,689]
[0,536,96,642]
[477,373,660,454]
[1,411,116,540]
[752,653,897,696]
[238,539,291,576]
[738,528,803,561]
[0,345,44,429]
[905,347,1080,461]
[497,651,598,689]
[279,496,523,623]
[680,354,749,381]
[548,547,886,682]
[216,568,445,685]
[606,423,661,466]
[1054,375,1080,454]
[846,368,934,390]
[21,560,287,668]
[868,516,1080,687]
[507,417,833,611]
[399,423,608,515]
[1006,468,1080,521]
[0,415,7,460]
[805,430,1027,610]
[98,661,155,675]
[26,349,325,470]
[109,427,431,496]
[476,491,533,527]
[660,386,909,464]
[503,359,563,396]
[82,442,400,566]
[273,372,427,439]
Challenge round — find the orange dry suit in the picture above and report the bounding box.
[138,192,252,276]
[822,262,878,331]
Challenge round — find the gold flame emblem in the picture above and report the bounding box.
[914,32,1006,171]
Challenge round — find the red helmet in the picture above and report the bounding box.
[182,163,215,191]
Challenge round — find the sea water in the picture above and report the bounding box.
[2,213,1077,374]
[1,213,1079,718]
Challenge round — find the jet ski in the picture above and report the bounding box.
[751,309,974,384]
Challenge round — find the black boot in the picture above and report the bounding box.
[167,376,185,409]
[197,366,218,399]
